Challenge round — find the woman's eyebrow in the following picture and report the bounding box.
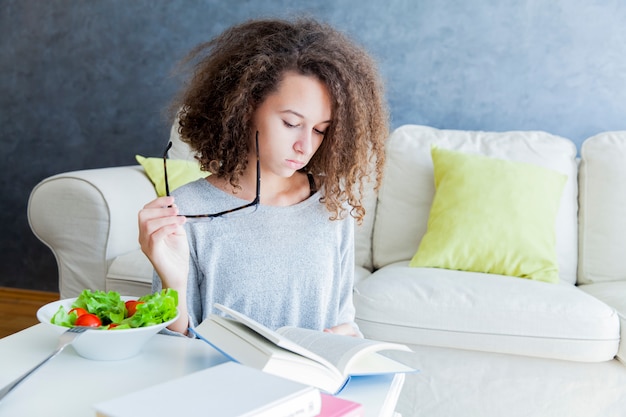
[281,109,305,119]
[281,109,332,124]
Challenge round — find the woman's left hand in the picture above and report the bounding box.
[324,323,361,337]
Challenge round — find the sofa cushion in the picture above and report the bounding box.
[389,343,626,417]
[578,131,626,284]
[354,175,377,271]
[372,125,579,284]
[354,265,373,286]
[410,147,566,283]
[106,250,153,297]
[167,120,197,161]
[136,154,207,197]
[578,281,626,364]
[354,261,619,362]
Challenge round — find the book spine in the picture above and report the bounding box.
[253,388,321,417]
[188,327,238,362]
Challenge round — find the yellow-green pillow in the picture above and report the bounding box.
[136,155,207,197]
[410,147,567,283]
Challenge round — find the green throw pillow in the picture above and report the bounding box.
[409,147,567,283]
[136,155,207,197]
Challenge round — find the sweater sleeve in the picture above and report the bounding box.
[336,217,363,337]
[151,271,195,338]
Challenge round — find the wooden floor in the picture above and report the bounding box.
[0,287,59,339]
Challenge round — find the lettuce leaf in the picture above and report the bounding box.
[50,305,75,327]
[50,289,178,330]
[120,288,179,328]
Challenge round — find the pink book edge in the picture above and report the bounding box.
[318,393,364,417]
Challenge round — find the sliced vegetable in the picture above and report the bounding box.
[69,307,88,317]
[125,300,145,318]
[75,313,102,327]
[121,289,178,328]
[50,289,178,330]
[71,289,125,325]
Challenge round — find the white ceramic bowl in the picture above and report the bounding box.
[37,296,179,361]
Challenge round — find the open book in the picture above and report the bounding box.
[191,303,415,394]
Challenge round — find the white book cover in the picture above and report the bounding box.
[93,362,321,417]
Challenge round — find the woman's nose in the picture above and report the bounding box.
[294,131,313,155]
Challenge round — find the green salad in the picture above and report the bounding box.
[50,289,178,330]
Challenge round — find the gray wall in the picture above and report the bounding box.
[2,0,626,292]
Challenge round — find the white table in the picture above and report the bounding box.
[0,324,404,417]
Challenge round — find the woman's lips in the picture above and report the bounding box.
[286,159,306,170]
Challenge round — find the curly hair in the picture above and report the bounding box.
[169,17,389,224]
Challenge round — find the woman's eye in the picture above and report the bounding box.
[282,120,325,135]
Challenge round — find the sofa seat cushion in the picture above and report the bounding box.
[579,281,626,364]
[105,249,153,297]
[354,261,619,362]
[389,344,626,417]
[354,265,373,286]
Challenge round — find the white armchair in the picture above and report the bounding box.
[28,165,156,298]
[26,124,200,299]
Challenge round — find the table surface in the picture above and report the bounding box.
[0,324,403,417]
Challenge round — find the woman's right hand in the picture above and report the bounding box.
[138,196,189,290]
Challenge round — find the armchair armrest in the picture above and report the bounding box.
[27,166,157,298]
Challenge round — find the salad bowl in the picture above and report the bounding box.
[37,294,179,361]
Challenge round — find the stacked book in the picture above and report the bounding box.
[94,303,416,417]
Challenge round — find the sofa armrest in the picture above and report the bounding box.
[27,166,157,298]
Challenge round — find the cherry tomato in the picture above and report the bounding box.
[125,300,145,317]
[107,323,119,330]
[69,307,88,317]
[75,313,102,327]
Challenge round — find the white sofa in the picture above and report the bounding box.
[28,125,626,416]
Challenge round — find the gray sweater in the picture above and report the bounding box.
[153,177,357,332]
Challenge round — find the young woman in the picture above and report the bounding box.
[138,17,388,336]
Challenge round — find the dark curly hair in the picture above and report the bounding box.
[169,17,389,224]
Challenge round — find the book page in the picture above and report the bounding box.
[201,316,347,393]
[214,304,337,372]
[276,327,411,375]
[214,303,411,376]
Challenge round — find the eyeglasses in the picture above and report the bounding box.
[163,132,261,221]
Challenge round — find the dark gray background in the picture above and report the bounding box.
[2,0,626,292]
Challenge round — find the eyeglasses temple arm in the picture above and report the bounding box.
[254,132,260,203]
[163,141,173,197]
